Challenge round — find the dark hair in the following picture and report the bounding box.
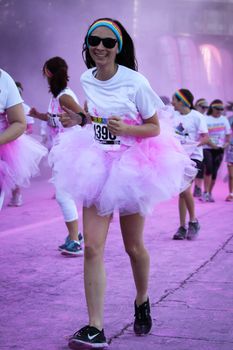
[176,89,194,109]
[82,18,138,71]
[207,99,224,115]
[15,81,23,91]
[42,56,69,97]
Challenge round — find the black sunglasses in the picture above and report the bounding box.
[87,35,117,49]
[212,107,224,111]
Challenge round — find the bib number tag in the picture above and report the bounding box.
[92,116,120,150]
[48,113,61,128]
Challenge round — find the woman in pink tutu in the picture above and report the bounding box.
[0,69,47,209]
[50,18,197,349]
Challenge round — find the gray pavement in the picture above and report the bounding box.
[0,176,233,350]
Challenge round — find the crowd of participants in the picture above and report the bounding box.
[1,17,233,350]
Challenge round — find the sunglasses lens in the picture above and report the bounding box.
[88,36,101,47]
[102,38,117,48]
[88,36,117,49]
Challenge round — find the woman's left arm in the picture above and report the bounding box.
[0,103,26,145]
[108,114,160,138]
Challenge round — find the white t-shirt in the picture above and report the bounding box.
[81,65,164,148]
[0,69,22,113]
[204,115,231,149]
[47,87,79,130]
[0,69,23,132]
[172,109,208,161]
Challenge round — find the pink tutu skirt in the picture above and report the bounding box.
[49,122,197,216]
[0,134,47,196]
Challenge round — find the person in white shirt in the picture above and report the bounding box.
[225,113,233,201]
[6,81,35,207]
[0,69,47,208]
[50,19,197,349]
[172,89,208,241]
[193,98,209,198]
[201,100,231,202]
[29,56,86,257]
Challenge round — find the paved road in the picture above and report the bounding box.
[0,175,232,350]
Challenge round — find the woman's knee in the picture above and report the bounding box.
[84,242,104,260]
[125,243,145,260]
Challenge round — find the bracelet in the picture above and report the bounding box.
[77,112,87,127]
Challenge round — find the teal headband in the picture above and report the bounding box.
[87,20,123,53]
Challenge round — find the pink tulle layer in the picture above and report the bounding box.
[49,123,197,216]
[0,134,47,195]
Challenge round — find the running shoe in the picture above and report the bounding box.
[68,325,108,349]
[199,192,210,202]
[134,298,152,335]
[61,240,83,256]
[173,226,187,240]
[58,232,83,251]
[226,194,233,202]
[193,185,202,198]
[186,220,200,240]
[8,194,23,207]
[208,193,215,202]
[58,236,71,251]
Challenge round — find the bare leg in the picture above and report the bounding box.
[228,165,233,193]
[194,178,202,189]
[65,220,79,241]
[209,179,216,194]
[83,206,111,330]
[12,186,21,198]
[120,213,149,306]
[178,194,187,227]
[180,186,196,222]
[204,174,212,193]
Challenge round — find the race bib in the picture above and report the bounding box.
[92,116,120,150]
[47,113,61,128]
[210,135,224,147]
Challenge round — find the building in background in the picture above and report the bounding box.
[1,0,233,105]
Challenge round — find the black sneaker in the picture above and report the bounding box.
[173,226,187,240]
[68,325,108,349]
[187,221,200,240]
[193,185,202,198]
[134,298,152,335]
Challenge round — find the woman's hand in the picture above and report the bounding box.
[29,107,39,118]
[59,106,82,128]
[108,117,128,136]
